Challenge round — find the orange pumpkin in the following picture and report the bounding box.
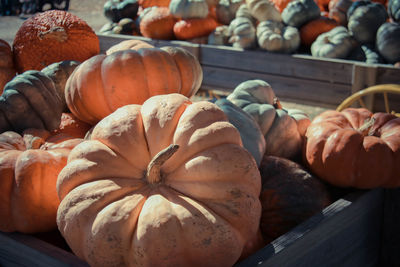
[56,93,262,266]
[65,41,203,125]
[0,39,16,94]
[139,0,171,8]
[0,128,83,233]
[53,113,92,139]
[271,0,292,12]
[139,7,177,39]
[105,39,154,55]
[304,108,400,188]
[13,10,100,73]
[299,16,339,46]
[173,16,219,40]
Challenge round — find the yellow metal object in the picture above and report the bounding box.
[337,84,400,116]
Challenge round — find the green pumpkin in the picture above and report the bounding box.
[228,17,257,49]
[281,0,320,28]
[0,70,63,133]
[169,0,209,19]
[376,22,400,64]
[215,98,266,166]
[347,44,385,64]
[388,0,400,22]
[227,79,310,160]
[103,0,139,23]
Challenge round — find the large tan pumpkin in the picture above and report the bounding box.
[56,93,262,266]
[65,41,203,125]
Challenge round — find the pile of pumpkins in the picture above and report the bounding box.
[99,0,400,65]
[1,9,400,266]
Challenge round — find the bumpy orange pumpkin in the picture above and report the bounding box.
[0,39,16,94]
[13,10,100,73]
[305,108,400,188]
[65,42,203,125]
[0,128,83,233]
[139,7,177,39]
[173,16,219,40]
[57,93,262,266]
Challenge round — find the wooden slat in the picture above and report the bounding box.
[200,45,355,85]
[376,66,400,84]
[0,232,88,267]
[201,66,351,109]
[237,189,383,267]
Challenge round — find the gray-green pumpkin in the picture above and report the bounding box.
[257,20,300,54]
[169,0,209,19]
[376,22,400,64]
[281,0,320,28]
[103,0,139,22]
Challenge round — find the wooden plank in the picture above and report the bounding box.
[0,232,88,267]
[375,66,400,84]
[237,189,383,267]
[201,66,351,109]
[200,45,355,85]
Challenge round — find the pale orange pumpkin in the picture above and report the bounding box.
[139,7,177,40]
[65,42,203,125]
[57,93,262,266]
[13,10,100,73]
[0,39,16,93]
[0,128,83,233]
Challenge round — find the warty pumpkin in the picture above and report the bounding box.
[139,6,177,39]
[227,79,310,160]
[65,42,203,125]
[304,108,400,188]
[0,39,16,94]
[0,70,63,134]
[173,16,219,40]
[0,128,83,233]
[56,93,262,266]
[12,10,99,74]
[257,20,300,54]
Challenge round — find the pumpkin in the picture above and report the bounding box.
[281,0,320,28]
[328,0,353,26]
[105,39,154,55]
[173,16,219,40]
[235,3,256,24]
[208,25,231,45]
[246,0,282,22]
[54,113,92,139]
[56,93,262,266]
[214,98,266,166]
[41,60,80,112]
[257,20,300,54]
[65,43,203,125]
[138,0,171,8]
[13,10,99,74]
[139,6,177,39]
[270,0,292,12]
[216,0,244,25]
[104,18,139,35]
[347,1,388,44]
[388,0,400,22]
[259,156,331,243]
[103,0,139,22]
[0,39,16,94]
[227,80,310,160]
[304,108,400,188]
[311,26,357,59]
[347,44,385,64]
[376,22,400,64]
[0,70,63,134]
[169,0,209,19]
[299,16,339,46]
[0,128,83,233]
[228,17,257,49]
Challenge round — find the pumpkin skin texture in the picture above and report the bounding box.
[257,20,300,54]
[311,26,357,59]
[299,16,339,46]
[227,80,310,160]
[106,39,154,55]
[103,0,140,23]
[0,39,16,94]
[259,156,331,243]
[328,0,353,26]
[0,70,63,134]
[54,113,92,139]
[65,44,203,125]
[41,60,80,112]
[139,0,171,8]
[215,98,266,166]
[169,0,209,19]
[0,128,83,233]
[56,93,262,266]
[281,0,321,28]
[246,0,282,22]
[228,17,257,49]
[174,16,219,40]
[388,0,400,22]
[139,7,177,39]
[376,22,400,64]
[13,10,100,74]
[304,108,400,189]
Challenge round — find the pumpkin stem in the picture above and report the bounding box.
[273,97,283,109]
[358,117,376,136]
[38,27,68,42]
[146,144,180,184]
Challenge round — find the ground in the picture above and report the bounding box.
[0,0,328,118]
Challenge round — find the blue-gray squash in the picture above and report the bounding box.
[376,22,400,64]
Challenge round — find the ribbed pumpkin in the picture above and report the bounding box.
[139,6,177,39]
[0,39,16,94]
[56,93,262,266]
[216,0,243,25]
[65,42,203,125]
[12,10,99,74]
[173,16,218,40]
[299,16,339,46]
[259,156,331,243]
[281,0,321,28]
[304,108,400,188]
[388,0,400,22]
[376,22,400,64]
[105,39,155,55]
[0,128,83,233]
[228,17,257,49]
[328,0,353,26]
[0,70,63,134]
[246,0,282,22]
[169,0,209,19]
